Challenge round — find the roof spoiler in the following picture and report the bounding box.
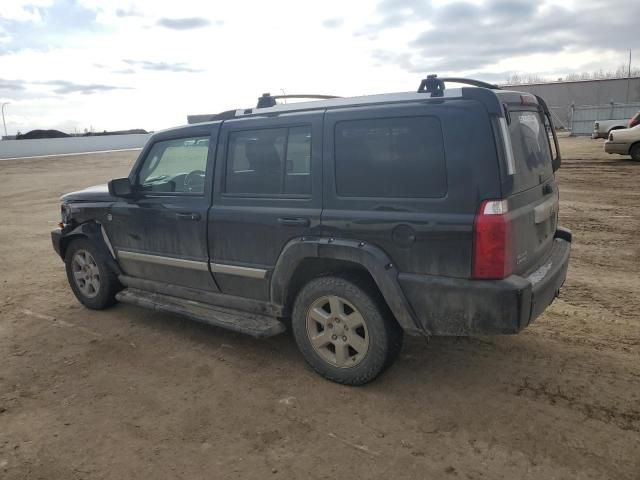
[418,74,499,97]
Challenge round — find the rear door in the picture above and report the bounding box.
[208,111,323,301]
[499,104,558,275]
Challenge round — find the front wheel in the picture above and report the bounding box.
[291,275,403,385]
[64,238,120,310]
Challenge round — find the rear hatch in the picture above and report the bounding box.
[500,97,558,276]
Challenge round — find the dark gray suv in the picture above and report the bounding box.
[51,76,571,385]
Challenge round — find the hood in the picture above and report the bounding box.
[61,184,115,203]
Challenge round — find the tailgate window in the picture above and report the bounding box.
[508,110,553,192]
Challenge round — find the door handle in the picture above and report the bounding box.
[176,212,201,221]
[277,217,310,227]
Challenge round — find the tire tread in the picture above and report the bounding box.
[291,273,403,385]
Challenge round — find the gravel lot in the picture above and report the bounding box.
[1,137,639,479]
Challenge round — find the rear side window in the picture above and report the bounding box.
[508,110,553,192]
[334,116,446,198]
[225,126,312,195]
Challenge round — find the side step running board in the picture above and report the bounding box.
[115,288,286,338]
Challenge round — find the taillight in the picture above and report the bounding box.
[472,199,513,280]
[609,133,614,141]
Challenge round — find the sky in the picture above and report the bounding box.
[0,0,638,134]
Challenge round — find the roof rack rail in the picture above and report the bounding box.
[256,93,341,109]
[417,75,499,97]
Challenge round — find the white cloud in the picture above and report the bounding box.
[0,0,638,134]
[0,0,53,22]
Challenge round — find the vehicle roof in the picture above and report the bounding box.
[157,86,530,136]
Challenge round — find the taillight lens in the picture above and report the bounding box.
[609,133,614,141]
[472,200,513,280]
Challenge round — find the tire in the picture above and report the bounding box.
[630,144,640,162]
[291,274,403,385]
[64,237,120,310]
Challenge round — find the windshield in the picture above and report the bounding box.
[508,110,553,192]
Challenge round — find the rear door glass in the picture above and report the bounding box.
[334,116,446,198]
[509,110,553,192]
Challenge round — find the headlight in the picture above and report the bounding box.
[61,204,71,225]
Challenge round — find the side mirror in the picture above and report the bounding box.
[108,177,134,197]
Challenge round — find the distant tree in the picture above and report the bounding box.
[504,65,640,85]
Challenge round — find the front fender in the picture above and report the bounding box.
[271,237,424,336]
[57,221,121,275]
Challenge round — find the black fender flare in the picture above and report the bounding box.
[59,222,122,275]
[270,237,424,336]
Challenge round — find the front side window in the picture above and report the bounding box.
[138,136,210,194]
[335,116,446,198]
[225,126,312,195]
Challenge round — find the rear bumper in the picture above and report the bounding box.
[604,141,629,155]
[399,228,572,336]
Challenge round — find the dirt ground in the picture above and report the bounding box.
[1,137,639,479]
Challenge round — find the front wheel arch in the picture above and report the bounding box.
[59,222,121,275]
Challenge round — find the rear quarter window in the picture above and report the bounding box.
[334,116,446,198]
[509,110,553,192]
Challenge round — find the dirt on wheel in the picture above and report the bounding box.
[1,136,639,479]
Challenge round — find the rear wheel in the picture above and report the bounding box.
[291,275,403,385]
[65,238,120,310]
[630,144,640,161]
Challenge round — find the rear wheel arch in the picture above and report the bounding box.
[270,238,424,336]
[284,257,378,313]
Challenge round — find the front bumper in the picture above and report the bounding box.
[399,228,572,336]
[51,228,63,258]
[604,141,630,155]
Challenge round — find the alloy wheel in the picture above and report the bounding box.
[305,295,370,368]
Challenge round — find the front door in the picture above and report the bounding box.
[208,111,323,301]
[106,126,218,291]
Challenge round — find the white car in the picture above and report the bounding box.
[592,118,632,139]
[604,125,640,161]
